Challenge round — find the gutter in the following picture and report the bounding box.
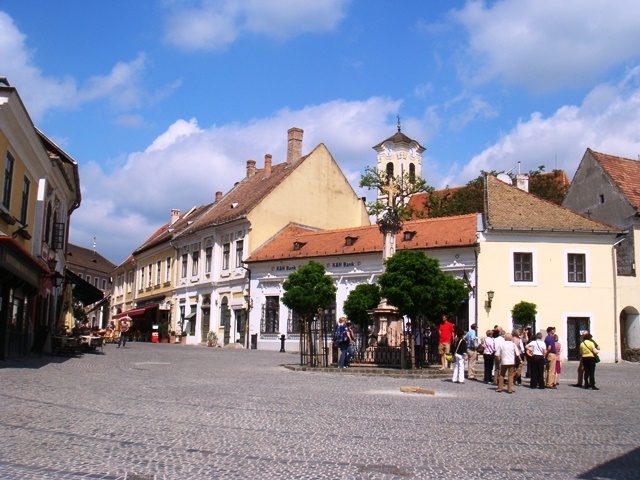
[612,235,626,363]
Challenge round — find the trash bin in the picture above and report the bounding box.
[151,324,159,343]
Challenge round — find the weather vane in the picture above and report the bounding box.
[397,114,401,132]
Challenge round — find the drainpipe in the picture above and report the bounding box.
[474,248,479,329]
[612,236,626,363]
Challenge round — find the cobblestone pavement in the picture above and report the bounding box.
[1,343,639,480]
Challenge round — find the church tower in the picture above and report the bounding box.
[372,117,425,182]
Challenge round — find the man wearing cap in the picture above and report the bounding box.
[464,324,479,380]
[544,326,557,388]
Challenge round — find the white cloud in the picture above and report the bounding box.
[0,12,178,121]
[76,53,149,110]
[453,66,640,185]
[163,0,350,51]
[0,12,76,119]
[453,0,640,91]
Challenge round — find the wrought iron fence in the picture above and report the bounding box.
[298,310,332,367]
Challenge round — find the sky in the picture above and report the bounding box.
[2,0,640,265]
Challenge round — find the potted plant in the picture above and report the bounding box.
[158,321,169,343]
[207,331,217,347]
[170,330,176,343]
[180,331,187,344]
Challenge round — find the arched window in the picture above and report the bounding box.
[409,163,416,183]
[386,162,394,180]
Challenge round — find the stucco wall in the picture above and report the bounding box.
[477,232,618,362]
[247,145,370,253]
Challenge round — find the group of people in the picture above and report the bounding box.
[445,322,601,392]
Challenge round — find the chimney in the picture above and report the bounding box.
[215,191,222,202]
[516,173,529,192]
[170,209,180,224]
[287,127,303,165]
[246,159,256,178]
[264,154,272,176]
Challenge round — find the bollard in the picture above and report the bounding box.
[279,334,286,353]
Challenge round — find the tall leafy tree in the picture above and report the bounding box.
[343,283,381,325]
[282,261,337,365]
[282,261,336,321]
[378,250,468,322]
[424,167,569,218]
[343,283,381,351]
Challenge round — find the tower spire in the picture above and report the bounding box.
[397,114,401,132]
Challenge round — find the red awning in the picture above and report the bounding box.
[114,304,159,318]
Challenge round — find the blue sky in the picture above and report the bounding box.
[2,0,640,264]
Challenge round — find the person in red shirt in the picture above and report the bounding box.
[438,315,456,370]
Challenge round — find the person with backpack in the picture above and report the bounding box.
[335,317,349,368]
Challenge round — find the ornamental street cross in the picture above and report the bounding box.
[383,181,398,208]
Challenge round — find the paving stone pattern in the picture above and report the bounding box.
[1,343,639,479]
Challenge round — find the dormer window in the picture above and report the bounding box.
[344,235,358,246]
[293,241,306,251]
[403,230,417,241]
[230,202,239,209]
[598,194,605,204]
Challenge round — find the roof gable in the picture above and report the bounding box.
[179,149,314,235]
[589,149,640,211]
[66,243,116,273]
[485,174,618,232]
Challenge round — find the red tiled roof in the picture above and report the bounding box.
[485,174,619,232]
[407,186,465,213]
[246,214,478,263]
[66,243,116,274]
[590,149,640,211]
[133,206,202,254]
[179,148,314,235]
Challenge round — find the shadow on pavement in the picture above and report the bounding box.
[579,446,640,480]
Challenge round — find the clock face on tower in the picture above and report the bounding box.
[382,142,394,156]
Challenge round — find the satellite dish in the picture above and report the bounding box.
[496,173,512,185]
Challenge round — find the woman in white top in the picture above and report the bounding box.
[494,333,519,393]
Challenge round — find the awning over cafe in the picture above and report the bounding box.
[66,269,104,305]
[114,303,159,318]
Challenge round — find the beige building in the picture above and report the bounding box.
[563,149,640,360]
[170,127,371,346]
[477,175,621,362]
[1,79,81,359]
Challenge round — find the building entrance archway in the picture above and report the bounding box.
[620,306,640,361]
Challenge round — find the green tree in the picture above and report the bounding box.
[282,261,337,365]
[378,250,468,322]
[424,167,569,218]
[529,167,569,205]
[343,283,381,325]
[343,283,381,351]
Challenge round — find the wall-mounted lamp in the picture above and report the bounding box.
[486,290,495,309]
[48,271,64,288]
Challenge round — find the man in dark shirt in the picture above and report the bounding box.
[544,326,557,388]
